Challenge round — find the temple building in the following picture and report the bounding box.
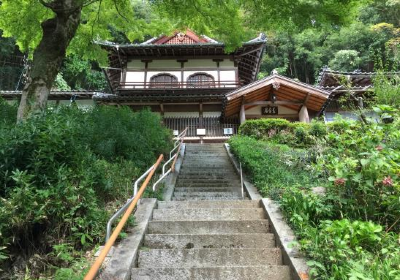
[2,30,397,140]
[94,29,330,139]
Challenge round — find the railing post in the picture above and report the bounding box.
[240,162,244,199]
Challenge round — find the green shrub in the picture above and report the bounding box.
[82,106,172,167]
[239,118,290,139]
[304,219,399,279]
[229,136,320,198]
[280,189,335,231]
[309,121,327,137]
[230,107,400,278]
[0,106,172,277]
[0,98,17,126]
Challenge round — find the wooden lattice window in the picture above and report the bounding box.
[187,73,215,88]
[149,73,179,88]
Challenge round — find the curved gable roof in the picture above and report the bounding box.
[223,74,330,117]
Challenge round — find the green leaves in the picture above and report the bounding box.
[0,106,172,276]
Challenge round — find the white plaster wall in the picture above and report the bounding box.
[149,60,180,69]
[125,71,145,88]
[185,59,216,68]
[127,60,145,69]
[164,111,200,117]
[220,70,236,87]
[146,71,182,82]
[245,105,297,115]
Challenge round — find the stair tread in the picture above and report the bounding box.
[138,248,283,267]
[148,220,270,234]
[153,208,265,221]
[131,266,291,280]
[144,233,275,249]
[157,200,260,209]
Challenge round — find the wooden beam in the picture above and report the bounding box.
[243,100,303,107]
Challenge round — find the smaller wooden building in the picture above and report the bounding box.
[222,72,330,124]
[317,68,400,121]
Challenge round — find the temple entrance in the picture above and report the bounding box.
[163,116,239,138]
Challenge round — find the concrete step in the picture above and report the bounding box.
[180,164,233,168]
[177,175,236,180]
[148,220,270,234]
[137,248,283,268]
[157,200,260,209]
[184,154,229,158]
[175,182,240,188]
[177,179,240,184]
[173,192,243,200]
[131,266,291,280]
[174,187,241,192]
[144,233,275,249]
[152,208,265,221]
[173,196,246,201]
[179,170,237,175]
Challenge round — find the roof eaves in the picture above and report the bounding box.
[225,74,330,100]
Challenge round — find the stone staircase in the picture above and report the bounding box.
[173,144,243,201]
[131,144,291,280]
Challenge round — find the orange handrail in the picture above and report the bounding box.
[84,154,164,280]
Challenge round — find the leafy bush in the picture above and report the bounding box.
[81,106,172,166]
[373,71,400,107]
[238,118,326,148]
[230,106,400,278]
[0,106,172,277]
[229,136,321,199]
[304,220,399,279]
[0,98,17,125]
[239,118,290,139]
[280,189,335,231]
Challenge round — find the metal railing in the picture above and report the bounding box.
[84,127,188,280]
[84,155,163,280]
[240,162,244,199]
[153,127,188,191]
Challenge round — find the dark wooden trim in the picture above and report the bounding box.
[144,61,149,87]
[126,67,237,72]
[199,103,204,127]
[160,103,164,116]
[216,61,221,87]
[127,55,233,61]
[244,101,303,107]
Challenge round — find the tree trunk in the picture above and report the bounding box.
[17,3,82,121]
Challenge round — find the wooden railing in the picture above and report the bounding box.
[84,128,188,279]
[84,155,164,280]
[118,80,240,90]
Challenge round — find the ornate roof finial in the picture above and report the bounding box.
[271,69,279,75]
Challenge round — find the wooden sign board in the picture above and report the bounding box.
[262,106,278,115]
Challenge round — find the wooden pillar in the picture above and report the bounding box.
[199,103,204,128]
[142,60,152,88]
[299,105,310,123]
[240,105,246,124]
[160,104,164,117]
[177,60,187,88]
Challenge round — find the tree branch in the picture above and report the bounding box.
[113,0,129,22]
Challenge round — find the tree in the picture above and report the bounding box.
[0,0,365,121]
[0,0,173,121]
